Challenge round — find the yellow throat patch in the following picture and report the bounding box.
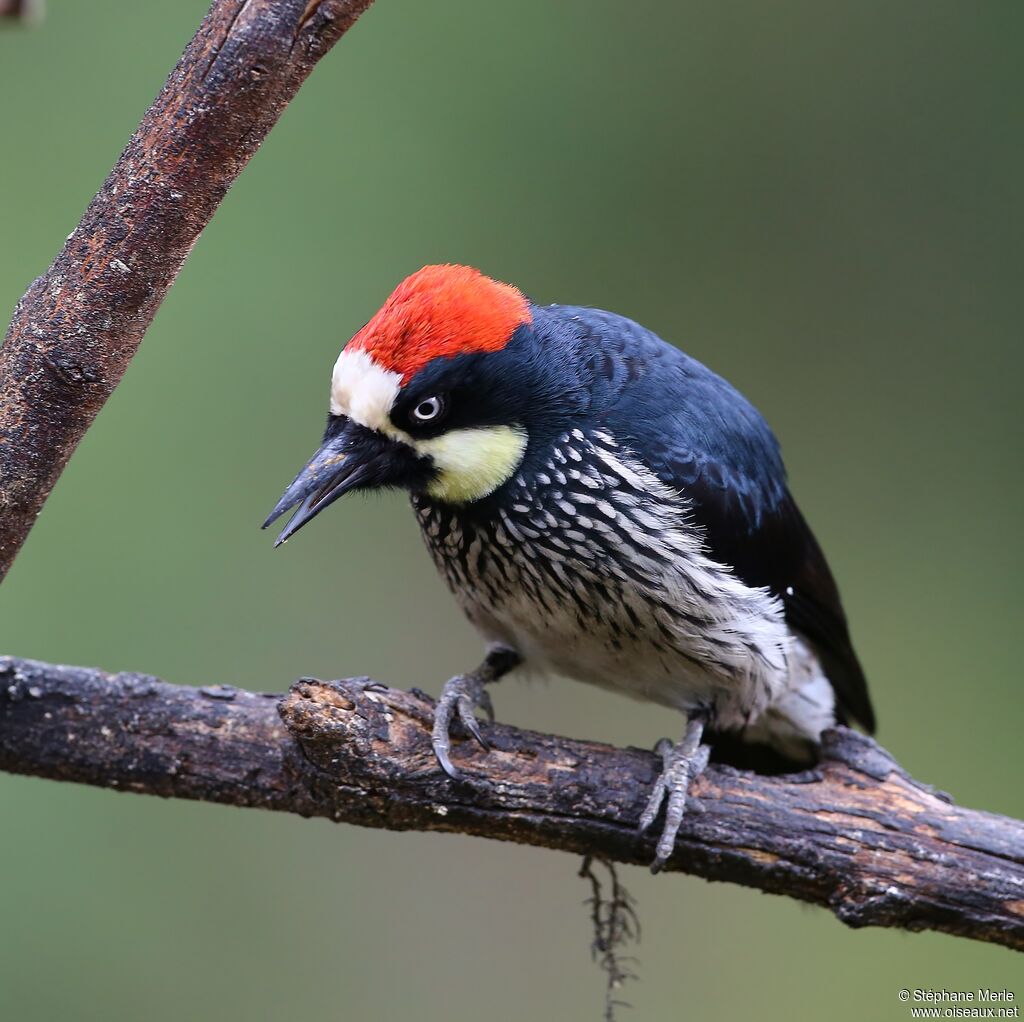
[417,426,528,504]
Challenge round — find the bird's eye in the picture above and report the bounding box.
[411,395,446,424]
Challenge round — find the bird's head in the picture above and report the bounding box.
[264,264,579,544]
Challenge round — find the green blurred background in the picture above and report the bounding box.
[1,1,1021,1018]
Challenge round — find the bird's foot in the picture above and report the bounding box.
[638,716,710,873]
[431,669,495,780]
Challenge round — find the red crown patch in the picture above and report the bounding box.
[348,264,531,383]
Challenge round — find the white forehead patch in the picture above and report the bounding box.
[330,348,403,434]
[329,345,528,505]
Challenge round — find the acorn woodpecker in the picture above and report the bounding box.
[265,264,875,871]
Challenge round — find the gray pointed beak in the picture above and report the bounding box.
[262,425,354,546]
[263,417,432,546]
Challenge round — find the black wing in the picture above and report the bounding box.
[549,304,875,732]
[685,468,876,733]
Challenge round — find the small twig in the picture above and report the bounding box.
[579,855,641,1021]
[1,655,1022,953]
[0,0,43,22]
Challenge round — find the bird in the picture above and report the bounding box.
[264,263,875,871]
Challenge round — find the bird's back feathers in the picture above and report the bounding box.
[539,304,875,733]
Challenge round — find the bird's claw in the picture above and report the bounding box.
[457,693,490,750]
[432,671,492,779]
[639,721,710,873]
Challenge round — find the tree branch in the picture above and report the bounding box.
[2,654,1021,952]
[0,0,374,582]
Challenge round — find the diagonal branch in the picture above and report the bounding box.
[2,654,1021,952]
[0,0,374,582]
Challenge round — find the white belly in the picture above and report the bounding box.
[414,430,836,749]
[452,522,791,731]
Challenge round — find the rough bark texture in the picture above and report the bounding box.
[0,0,374,582]
[2,654,1021,952]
